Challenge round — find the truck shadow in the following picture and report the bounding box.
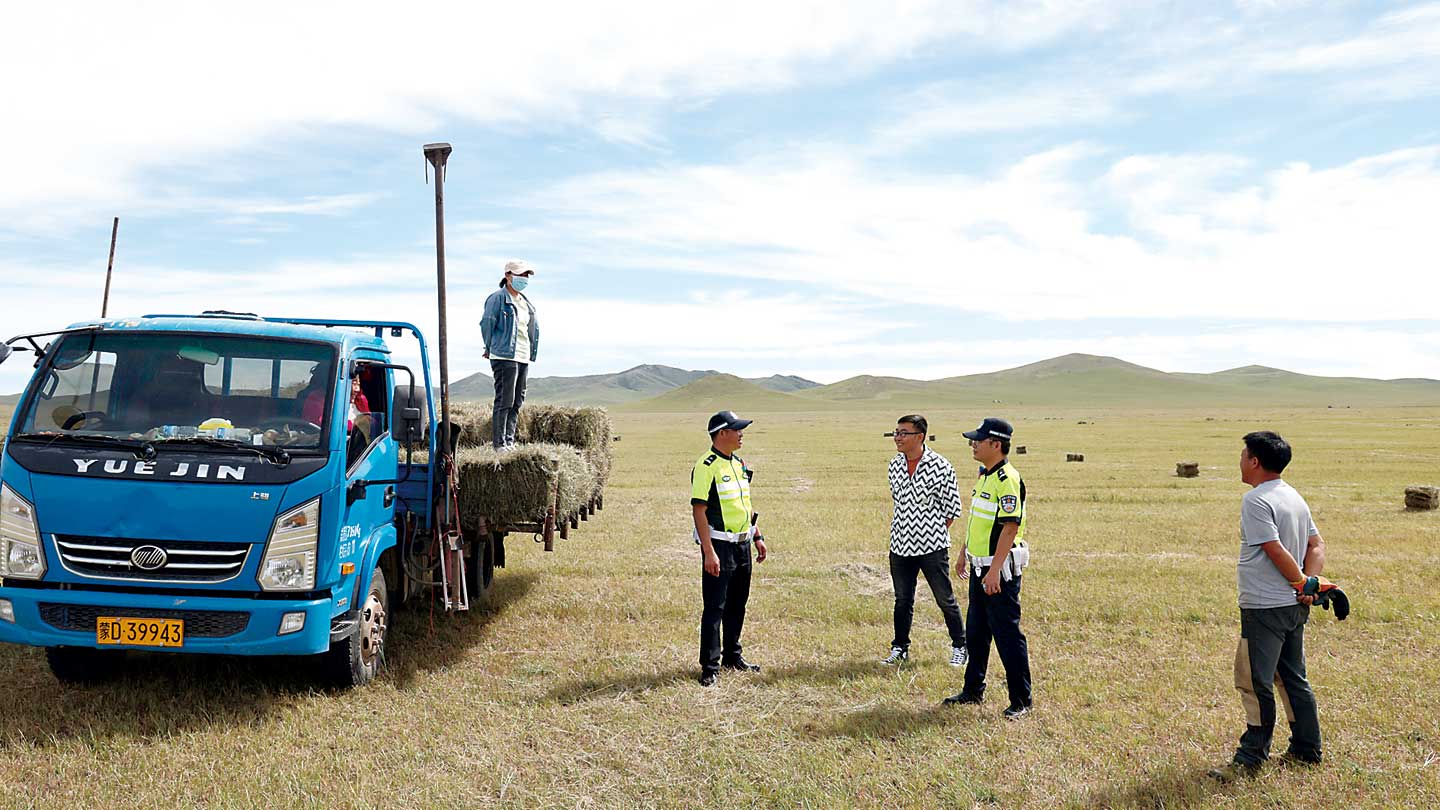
[383,571,538,690]
[0,572,538,748]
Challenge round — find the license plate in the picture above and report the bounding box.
[96,617,185,648]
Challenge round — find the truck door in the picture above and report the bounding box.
[340,361,398,567]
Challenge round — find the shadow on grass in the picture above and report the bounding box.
[0,572,537,748]
[1067,764,1237,810]
[802,700,962,740]
[545,657,878,704]
[384,571,537,689]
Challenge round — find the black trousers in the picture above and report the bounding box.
[1233,604,1322,765]
[889,548,966,650]
[961,567,1031,707]
[490,359,529,448]
[700,540,752,673]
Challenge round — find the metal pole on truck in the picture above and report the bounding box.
[423,142,468,611]
[423,144,454,459]
[101,217,119,317]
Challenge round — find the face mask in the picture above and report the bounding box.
[511,277,530,292]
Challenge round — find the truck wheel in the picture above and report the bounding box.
[320,566,388,689]
[466,532,495,603]
[46,646,124,684]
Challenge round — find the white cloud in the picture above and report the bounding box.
[0,0,1104,233]
[501,144,1440,322]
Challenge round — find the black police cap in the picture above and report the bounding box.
[708,410,753,434]
[963,417,1014,441]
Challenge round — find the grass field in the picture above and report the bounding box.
[2,406,1439,808]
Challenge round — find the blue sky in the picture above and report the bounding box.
[3,1,1439,393]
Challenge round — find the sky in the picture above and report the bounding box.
[2,1,1439,393]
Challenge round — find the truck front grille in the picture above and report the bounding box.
[53,535,252,583]
[38,604,251,638]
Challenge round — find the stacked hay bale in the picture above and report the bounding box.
[1066,453,1085,463]
[1176,462,1200,478]
[440,403,613,528]
[1405,486,1439,511]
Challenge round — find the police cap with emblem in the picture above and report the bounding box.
[963,417,1014,441]
[707,410,753,434]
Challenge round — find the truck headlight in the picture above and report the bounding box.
[0,484,46,580]
[257,498,319,591]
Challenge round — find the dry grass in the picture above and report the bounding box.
[1,406,1439,808]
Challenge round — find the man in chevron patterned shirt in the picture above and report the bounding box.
[880,414,968,669]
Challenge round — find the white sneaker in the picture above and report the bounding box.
[949,646,968,668]
[881,646,908,666]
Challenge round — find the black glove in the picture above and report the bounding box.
[1313,584,1350,621]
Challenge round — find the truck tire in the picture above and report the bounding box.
[320,566,388,689]
[46,646,124,684]
[466,531,495,603]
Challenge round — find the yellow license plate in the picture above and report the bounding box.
[96,617,185,648]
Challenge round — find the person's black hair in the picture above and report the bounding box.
[997,438,1010,455]
[897,414,927,436]
[498,276,508,288]
[1243,431,1292,474]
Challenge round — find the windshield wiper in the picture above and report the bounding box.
[13,432,152,457]
[150,436,292,466]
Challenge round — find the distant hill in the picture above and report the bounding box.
[448,364,820,405]
[623,374,829,413]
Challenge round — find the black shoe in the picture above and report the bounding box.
[943,692,983,706]
[1206,761,1260,783]
[1002,703,1031,720]
[699,671,719,687]
[1278,750,1322,767]
[722,658,761,673]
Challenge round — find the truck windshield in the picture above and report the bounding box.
[13,332,337,452]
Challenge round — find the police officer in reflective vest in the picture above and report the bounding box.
[945,417,1033,718]
[691,410,768,687]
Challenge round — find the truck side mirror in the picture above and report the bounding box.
[400,407,422,441]
[0,344,10,365]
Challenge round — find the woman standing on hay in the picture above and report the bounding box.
[480,260,540,449]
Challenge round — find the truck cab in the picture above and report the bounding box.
[0,313,441,687]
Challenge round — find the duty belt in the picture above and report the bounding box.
[696,527,755,544]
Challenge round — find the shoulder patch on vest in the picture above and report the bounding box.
[1000,494,1018,514]
[703,454,717,466]
[996,468,1008,482]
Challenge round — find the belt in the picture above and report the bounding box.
[696,527,754,544]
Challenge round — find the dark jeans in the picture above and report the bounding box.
[700,540,753,673]
[490,359,529,448]
[889,548,966,650]
[1233,604,1322,765]
[961,568,1031,707]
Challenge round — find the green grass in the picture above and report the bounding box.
[1,406,1439,807]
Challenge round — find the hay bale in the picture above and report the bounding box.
[419,443,598,526]
[1405,486,1439,511]
[1066,453,1085,462]
[446,403,612,491]
[1176,462,1200,478]
[1015,445,1027,455]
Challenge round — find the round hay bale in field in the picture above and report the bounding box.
[1405,486,1439,511]
[1176,462,1200,478]
[1066,453,1085,463]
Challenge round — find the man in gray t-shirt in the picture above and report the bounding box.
[1210,431,1327,782]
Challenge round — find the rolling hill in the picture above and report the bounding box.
[621,374,831,413]
[447,365,820,405]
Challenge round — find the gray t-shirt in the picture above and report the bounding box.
[1238,479,1319,609]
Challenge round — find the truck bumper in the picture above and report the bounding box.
[0,587,334,656]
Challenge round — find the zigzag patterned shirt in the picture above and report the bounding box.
[888,446,963,556]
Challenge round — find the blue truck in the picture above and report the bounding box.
[0,312,498,687]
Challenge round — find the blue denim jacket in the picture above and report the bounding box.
[479,288,539,361]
